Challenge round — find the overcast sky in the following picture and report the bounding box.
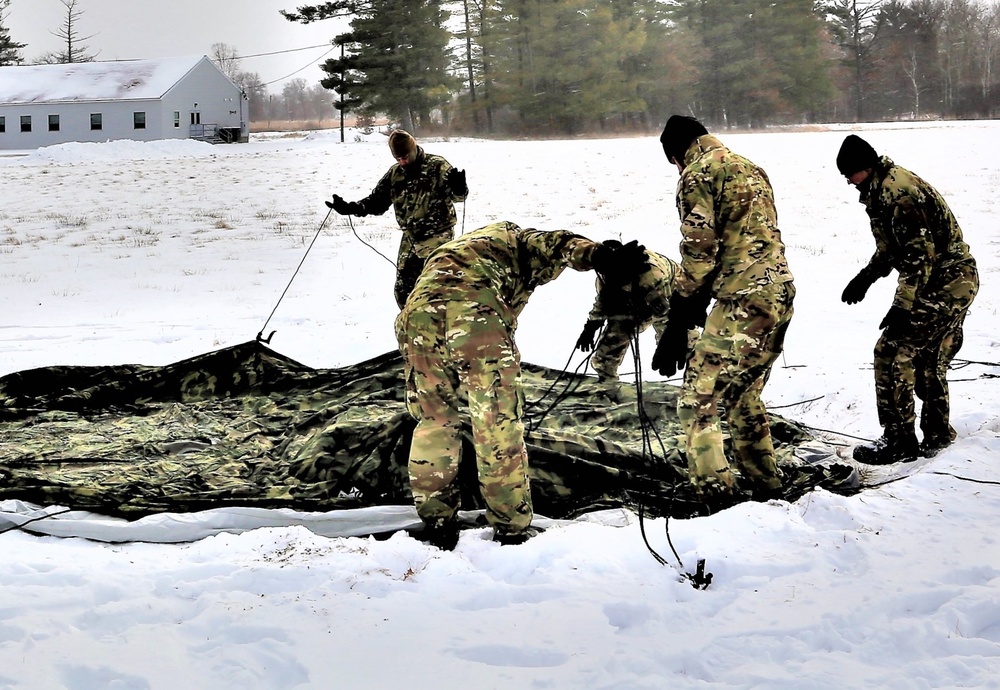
[5,0,350,91]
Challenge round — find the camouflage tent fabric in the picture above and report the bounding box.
[0,342,856,525]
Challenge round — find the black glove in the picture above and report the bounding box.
[878,305,910,338]
[842,268,877,304]
[651,323,689,378]
[668,290,711,330]
[448,168,468,196]
[591,239,646,285]
[576,320,603,352]
[651,291,710,377]
[326,194,366,216]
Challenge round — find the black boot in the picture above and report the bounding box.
[492,525,544,546]
[853,431,919,465]
[919,436,952,458]
[415,519,461,550]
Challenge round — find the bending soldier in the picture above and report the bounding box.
[328,129,468,308]
[395,221,644,548]
[836,134,978,463]
[576,246,677,382]
[652,115,795,505]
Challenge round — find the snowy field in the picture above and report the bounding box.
[1,121,999,689]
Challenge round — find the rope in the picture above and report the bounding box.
[346,216,397,267]
[0,508,74,537]
[256,206,333,343]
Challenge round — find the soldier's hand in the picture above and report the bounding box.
[592,239,646,284]
[448,168,468,196]
[651,323,689,378]
[576,320,603,352]
[878,305,910,337]
[842,268,876,304]
[327,194,352,215]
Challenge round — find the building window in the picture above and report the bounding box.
[173,111,180,128]
[133,112,146,130]
[48,114,60,132]
[91,113,103,131]
[20,115,31,132]
[0,116,5,133]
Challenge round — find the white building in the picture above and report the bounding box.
[0,55,247,150]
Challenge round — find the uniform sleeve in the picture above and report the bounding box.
[587,276,607,321]
[885,187,936,310]
[520,230,600,289]
[673,170,720,297]
[357,169,394,217]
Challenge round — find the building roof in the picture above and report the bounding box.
[0,56,210,105]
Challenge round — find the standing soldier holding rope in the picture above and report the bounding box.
[328,129,468,308]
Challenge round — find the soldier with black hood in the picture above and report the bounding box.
[836,134,979,464]
[328,129,468,308]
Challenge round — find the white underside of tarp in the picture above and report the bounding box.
[0,500,628,543]
[0,441,861,544]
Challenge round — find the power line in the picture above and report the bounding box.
[236,43,331,60]
[260,45,337,87]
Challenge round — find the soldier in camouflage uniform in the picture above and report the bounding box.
[329,129,468,308]
[576,247,677,382]
[836,135,978,464]
[394,221,644,547]
[652,115,795,504]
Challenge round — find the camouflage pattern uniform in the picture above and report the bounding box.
[394,221,600,535]
[585,251,677,380]
[356,145,468,308]
[857,156,978,447]
[671,134,795,496]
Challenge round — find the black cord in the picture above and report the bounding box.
[0,508,74,536]
[257,207,334,341]
[346,216,397,268]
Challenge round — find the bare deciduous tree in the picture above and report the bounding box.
[210,42,242,82]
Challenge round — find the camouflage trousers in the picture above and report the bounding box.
[678,282,795,495]
[590,317,666,381]
[874,260,978,444]
[394,229,454,309]
[394,299,533,532]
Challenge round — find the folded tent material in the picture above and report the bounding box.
[0,341,857,536]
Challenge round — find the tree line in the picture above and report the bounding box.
[4,0,1000,133]
[281,0,1000,133]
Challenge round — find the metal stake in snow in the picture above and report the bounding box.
[256,206,334,345]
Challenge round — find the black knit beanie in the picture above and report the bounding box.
[836,135,879,176]
[660,115,709,164]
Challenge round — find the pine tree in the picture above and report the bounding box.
[670,0,835,127]
[0,0,26,66]
[484,0,657,134]
[284,0,455,133]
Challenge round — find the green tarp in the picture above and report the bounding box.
[0,342,856,523]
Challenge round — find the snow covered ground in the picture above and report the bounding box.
[1,122,998,689]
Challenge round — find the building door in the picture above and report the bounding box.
[190,111,203,139]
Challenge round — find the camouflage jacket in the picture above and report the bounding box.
[358,146,468,243]
[672,134,793,299]
[407,221,600,331]
[586,250,677,326]
[858,156,976,311]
